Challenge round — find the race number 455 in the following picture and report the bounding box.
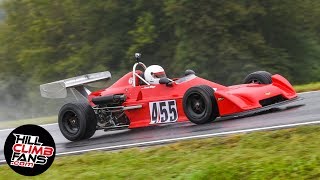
[149,100,178,124]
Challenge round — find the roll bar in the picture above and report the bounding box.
[132,62,150,87]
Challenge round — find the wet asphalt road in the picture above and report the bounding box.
[0,91,319,161]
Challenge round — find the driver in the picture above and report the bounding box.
[144,65,167,84]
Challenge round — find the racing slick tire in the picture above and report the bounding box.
[58,102,97,141]
[183,85,219,124]
[243,71,272,84]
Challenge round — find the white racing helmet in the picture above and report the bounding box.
[144,65,167,84]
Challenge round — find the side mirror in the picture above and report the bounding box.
[184,69,195,76]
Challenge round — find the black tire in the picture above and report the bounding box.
[183,85,219,124]
[58,102,97,141]
[243,71,272,84]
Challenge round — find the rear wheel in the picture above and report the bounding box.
[183,85,219,124]
[243,71,272,84]
[58,102,97,141]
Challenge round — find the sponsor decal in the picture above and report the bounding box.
[217,97,224,101]
[149,100,178,124]
[4,124,56,176]
[128,77,133,85]
[142,85,156,89]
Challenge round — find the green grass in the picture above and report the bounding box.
[0,116,57,129]
[294,82,320,93]
[1,125,320,179]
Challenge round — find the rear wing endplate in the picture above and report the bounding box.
[40,71,111,99]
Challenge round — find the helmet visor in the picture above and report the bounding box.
[152,71,166,78]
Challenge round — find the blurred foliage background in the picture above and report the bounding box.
[0,0,320,120]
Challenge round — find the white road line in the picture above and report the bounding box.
[0,128,15,132]
[39,123,58,127]
[298,90,320,94]
[56,120,320,156]
[0,123,58,132]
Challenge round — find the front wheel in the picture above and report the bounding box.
[183,85,219,124]
[58,102,97,141]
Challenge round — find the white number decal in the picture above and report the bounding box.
[149,100,178,124]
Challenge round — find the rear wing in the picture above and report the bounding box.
[40,71,111,99]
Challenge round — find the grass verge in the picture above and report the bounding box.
[1,124,320,179]
[0,116,57,129]
[294,82,320,93]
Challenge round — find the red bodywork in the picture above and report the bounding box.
[88,71,297,128]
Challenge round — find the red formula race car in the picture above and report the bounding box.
[40,53,299,141]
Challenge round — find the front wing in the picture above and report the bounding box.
[220,96,303,119]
